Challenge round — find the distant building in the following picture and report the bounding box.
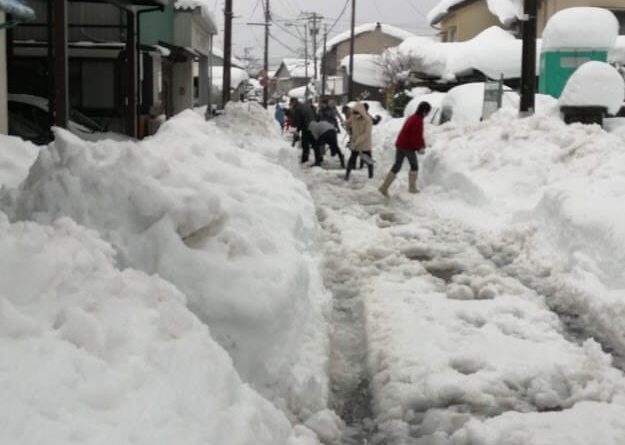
[321,22,414,76]
[428,0,625,42]
[320,22,414,102]
[272,58,315,99]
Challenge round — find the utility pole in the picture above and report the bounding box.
[322,25,328,97]
[519,0,537,115]
[348,0,356,101]
[309,13,322,81]
[263,0,270,108]
[304,21,309,100]
[222,0,233,106]
[53,0,69,128]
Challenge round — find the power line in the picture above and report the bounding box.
[327,0,350,35]
[269,33,298,53]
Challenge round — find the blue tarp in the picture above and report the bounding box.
[0,0,34,21]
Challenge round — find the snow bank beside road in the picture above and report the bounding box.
[0,215,316,445]
[8,105,330,421]
[410,105,625,371]
[0,134,39,188]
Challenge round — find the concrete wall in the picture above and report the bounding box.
[0,11,6,134]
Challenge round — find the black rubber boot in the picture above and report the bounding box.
[344,166,352,181]
[368,164,374,179]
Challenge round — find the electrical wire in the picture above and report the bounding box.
[326,0,350,36]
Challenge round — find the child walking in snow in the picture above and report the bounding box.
[379,101,431,196]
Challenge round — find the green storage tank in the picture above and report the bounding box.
[539,50,608,98]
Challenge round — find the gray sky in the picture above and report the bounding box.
[212,0,441,68]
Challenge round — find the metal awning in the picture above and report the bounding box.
[0,0,35,21]
[158,40,201,62]
[67,0,167,9]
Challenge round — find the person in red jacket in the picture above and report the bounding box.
[379,101,431,196]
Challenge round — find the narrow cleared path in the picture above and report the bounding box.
[299,163,625,444]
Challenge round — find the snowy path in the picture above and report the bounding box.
[299,163,625,444]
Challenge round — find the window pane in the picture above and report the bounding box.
[81,61,115,108]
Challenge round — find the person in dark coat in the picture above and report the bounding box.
[290,97,316,163]
[379,101,431,196]
[308,119,345,168]
[318,97,341,130]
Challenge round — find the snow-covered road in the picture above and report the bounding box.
[300,153,625,444]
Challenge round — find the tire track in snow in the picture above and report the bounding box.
[301,168,625,444]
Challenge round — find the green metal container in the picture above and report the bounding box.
[539,50,607,98]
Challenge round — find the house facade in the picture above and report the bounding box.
[6,0,217,140]
[430,0,625,42]
[272,58,314,99]
[322,22,414,76]
[140,2,217,124]
[0,0,34,134]
[321,22,413,102]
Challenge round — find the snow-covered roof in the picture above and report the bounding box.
[428,0,523,26]
[340,54,385,88]
[174,0,218,33]
[398,26,539,81]
[211,47,245,69]
[278,58,316,79]
[210,65,249,89]
[0,0,34,21]
[320,22,415,57]
[542,7,618,51]
[559,61,625,114]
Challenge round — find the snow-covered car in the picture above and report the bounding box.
[7,94,123,145]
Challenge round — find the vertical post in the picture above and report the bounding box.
[348,0,356,101]
[205,36,213,119]
[53,0,69,128]
[199,55,209,106]
[311,13,318,81]
[322,25,327,97]
[47,0,55,128]
[0,12,6,134]
[263,0,269,108]
[126,10,137,137]
[520,0,537,115]
[304,21,309,100]
[222,0,233,107]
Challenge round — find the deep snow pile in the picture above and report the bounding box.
[559,61,625,114]
[541,7,618,51]
[4,103,330,423]
[397,27,537,81]
[0,134,39,188]
[0,214,318,445]
[396,103,625,369]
